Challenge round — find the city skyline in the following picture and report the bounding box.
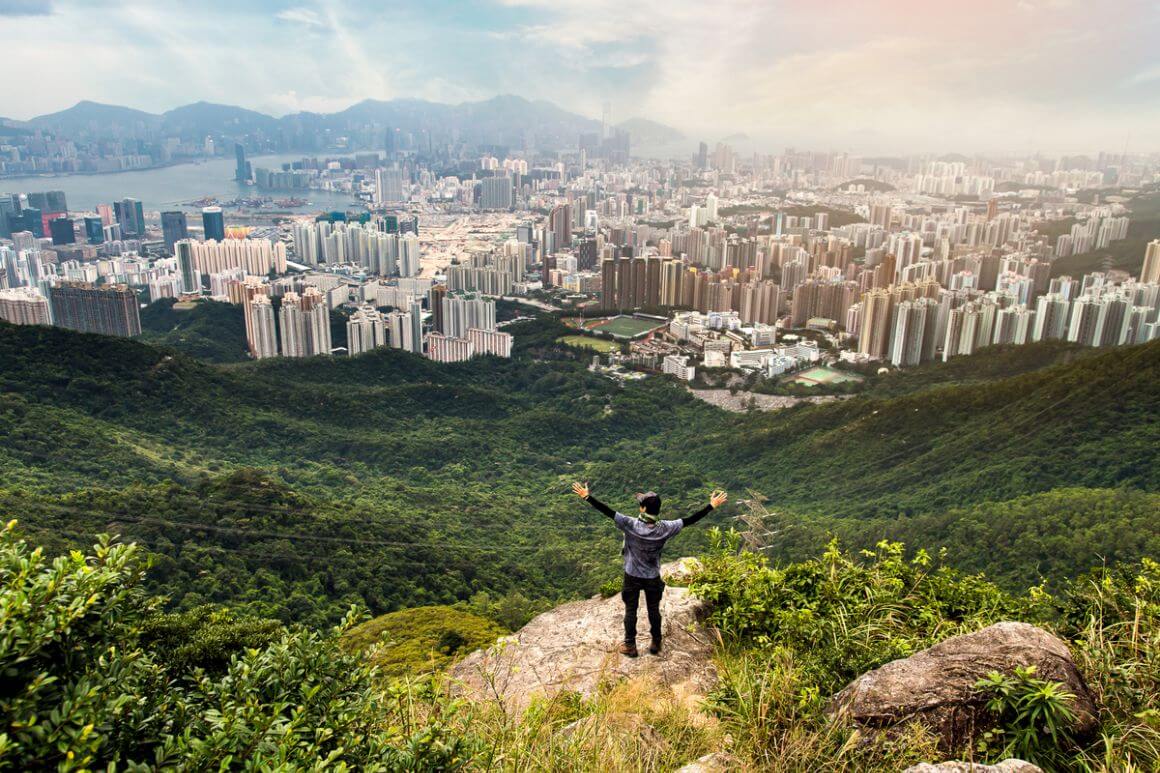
[1,0,1158,154]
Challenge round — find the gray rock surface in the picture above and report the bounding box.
[451,561,716,711]
[903,760,1042,773]
[831,622,1096,752]
[673,751,738,771]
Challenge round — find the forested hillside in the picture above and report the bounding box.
[1,319,1157,626]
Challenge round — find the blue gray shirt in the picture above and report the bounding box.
[582,494,715,578]
[613,512,683,579]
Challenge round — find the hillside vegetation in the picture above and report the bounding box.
[0,319,1158,629]
[3,523,1156,771]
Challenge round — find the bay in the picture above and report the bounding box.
[1,154,361,214]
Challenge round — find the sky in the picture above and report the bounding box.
[0,0,1158,154]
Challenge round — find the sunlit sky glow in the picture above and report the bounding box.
[1,0,1158,154]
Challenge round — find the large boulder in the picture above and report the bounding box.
[831,622,1096,752]
[451,561,716,711]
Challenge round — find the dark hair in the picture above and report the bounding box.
[639,494,662,515]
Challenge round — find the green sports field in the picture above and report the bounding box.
[581,316,664,340]
[790,366,864,386]
[557,335,620,353]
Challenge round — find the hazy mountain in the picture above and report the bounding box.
[29,100,161,136]
[161,101,280,139]
[19,95,680,152]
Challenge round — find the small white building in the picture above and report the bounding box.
[662,354,696,381]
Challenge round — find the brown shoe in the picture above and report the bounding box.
[619,642,639,658]
[649,639,662,655]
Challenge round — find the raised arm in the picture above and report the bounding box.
[683,490,727,527]
[572,481,616,519]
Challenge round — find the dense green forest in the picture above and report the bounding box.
[140,298,250,364]
[0,317,1158,627]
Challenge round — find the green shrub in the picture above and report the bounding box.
[689,530,1012,691]
[975,665,1078,767]
[0,523,474,770]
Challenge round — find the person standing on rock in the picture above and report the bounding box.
[571,482,728,658]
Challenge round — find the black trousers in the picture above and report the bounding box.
[621,573,664,644]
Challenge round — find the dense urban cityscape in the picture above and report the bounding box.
[2,125,1158,385]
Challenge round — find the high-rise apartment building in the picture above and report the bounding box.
[549,204,572,252]
[176,238,287,277]
[279,287,330,357]
[48,282,141,337]
[467,327,513,358]
[1141,240,1160,284]
[0,287,50,326]
[1032,293,1070,341]
[387,301,423,354]
[346,304,389,356]
[857,287,893,359]
[440,293,496,338]
[480,175,513,210]
[375,167,405,204]
[247,294,279,359]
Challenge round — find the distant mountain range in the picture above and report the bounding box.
[10,96,685,152]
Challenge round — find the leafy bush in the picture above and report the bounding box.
[975,665,1078,767]
[689,530,1012,691]
[0,523,472,770]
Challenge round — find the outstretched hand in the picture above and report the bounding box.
[710,489,728,509]
[571,481,590,499]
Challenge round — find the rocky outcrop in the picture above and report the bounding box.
[831,622,1096,752]
[904,761,1042,773]
[450,561,716,711]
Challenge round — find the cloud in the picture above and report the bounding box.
[1127,65,1160,85]
[0,0,1155,153]
[0,0,51,15]
[276,6,324,27]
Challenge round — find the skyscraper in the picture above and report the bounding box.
[161,211,189,253]
[115,198,144,237]
[234,143,250,183]
[49,217,75,245]
[549,204,572,251]
[175,240,200,294]
[84,216,104,245]
[49,282,141,338]
[202,207,226,242]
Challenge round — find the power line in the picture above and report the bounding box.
[6,501,626,555]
